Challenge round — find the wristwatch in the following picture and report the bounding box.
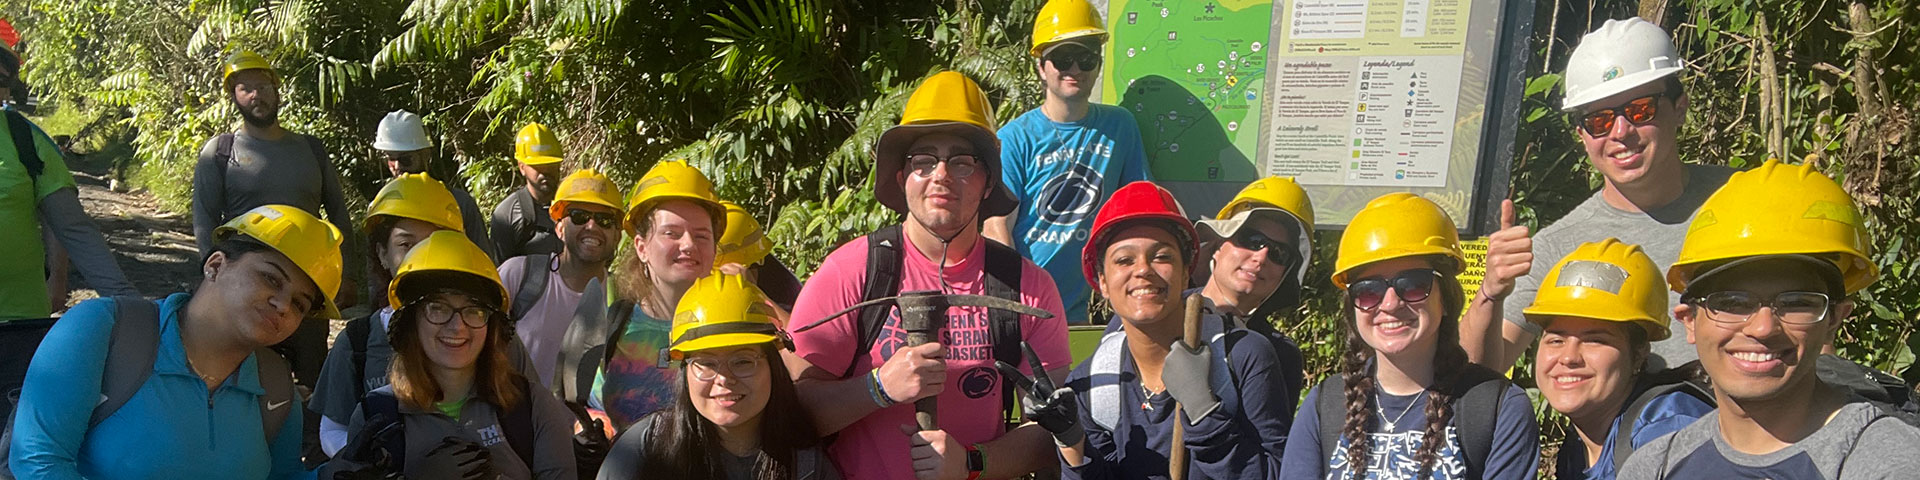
[964,443,985,480]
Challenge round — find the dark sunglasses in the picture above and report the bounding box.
[1577,93,1667,136]
[1226,230,1295,266]
[1347,269,1442,312]
[1044,46,1102,72]
[565,208,619,228]
[905,153,981,179]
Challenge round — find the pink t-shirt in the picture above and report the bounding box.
[791,233,1069,480]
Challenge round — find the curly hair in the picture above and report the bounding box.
[1338,256,1469,478]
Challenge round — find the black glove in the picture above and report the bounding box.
[339,415,404,470]
[419,436,496,480]
[568,403,611,479]
[331,465,403,480]
[995,341,1084,447]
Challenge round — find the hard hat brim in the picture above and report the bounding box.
[1670,253,1845,297]
[372,140,432,153]
[872,121,1016,218]
[668,332,780,360]
[1522,304,1672,341]
[517,154,564,166]
[1561,66,1683,112]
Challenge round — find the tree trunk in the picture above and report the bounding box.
[1843,1,1885,204]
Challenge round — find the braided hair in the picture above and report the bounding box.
[1337,256,1469,478]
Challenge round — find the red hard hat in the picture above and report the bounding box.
[1081,181,1196,286]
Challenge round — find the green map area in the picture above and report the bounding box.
[1105,0,1274,182]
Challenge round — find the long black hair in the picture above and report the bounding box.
[639,343,820,480]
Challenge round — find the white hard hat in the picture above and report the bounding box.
[374,110,431,152]
[1562,18,1684,111]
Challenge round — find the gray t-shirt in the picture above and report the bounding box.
[191,130,351,259]
[1503,163,1736,370]
[1620,401,1920,479]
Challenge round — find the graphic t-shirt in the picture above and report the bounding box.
[591,308,676,429]
[997,105,1151,325]
[0,114,76,320]
[789,233,1069,480]
[1279,382,1541,480]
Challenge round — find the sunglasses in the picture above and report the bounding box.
[1347,269,1442,312]
[1576,93,1666,136]
[1043,46,1102,72]
[565,208,619,228]
[1226,230,1295,266]
[905,153,981,179]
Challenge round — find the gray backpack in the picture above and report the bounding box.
[0,297,294,479]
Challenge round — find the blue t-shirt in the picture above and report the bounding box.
[1556,390,1714,479]
[1279,380,1541,480]
[996,105,1152,325]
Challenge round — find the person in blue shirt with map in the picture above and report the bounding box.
[986,0,1152,326]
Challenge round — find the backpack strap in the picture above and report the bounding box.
[1450,364,1509,479]
[362,390,407,472]
[1312,373,1346,457]
[1611,379,1713,472]
[981,239,1023,431]
[92,296,160,426]
[502,377,538,471]
[516,190,550,246]
[848,225,905,378]
[345,316,373,398]
[5,110,43,180]
[214,133,236,167]
[253,347,295,442]
[557,277,609,404]
[510,253,552,322]
[1085,331,1128,431]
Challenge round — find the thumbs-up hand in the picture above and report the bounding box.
[1481,199,1533,301]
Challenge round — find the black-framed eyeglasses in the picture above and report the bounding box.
[1687,291,1832,326]
[905,153,981,179]
[1576,92,1668,136]
[685,351,766,382]
[1226,230,1296,266]
[565,208,619,228]
[1043,45,1102,72]
[412,299,497,329]
[1347,269,1442,313]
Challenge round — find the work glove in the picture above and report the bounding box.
[568,403,612,479]
[418,435,496,480]
[1163,341,1222,425]
[995,341,1084,447]
[338,415,404,470]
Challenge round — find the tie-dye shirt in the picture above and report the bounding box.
[591,307,677,429]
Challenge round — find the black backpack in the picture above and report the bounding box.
[0,297,296,479]
[1312,363,1510,478]
[1816,353,1920,426]
[357,376,539,472]
[4,110,44,180]
[847,224,1026,431]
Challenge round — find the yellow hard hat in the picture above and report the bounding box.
[388,230,508,311]
[365,173,464,233]
[715,201,773,267]
[513,123,565,166]
[1030,0,1109,56]
[1667,158,1877,294]
[221,50,279,92]
[669,273,785,360]
[625,160,727,235]
[1216,177,1316,232]
[1332,193,1464,287]
[1524,239,1671,341]
[215,205,343,319]
[872,71,1016,217]
[548,169,626,222]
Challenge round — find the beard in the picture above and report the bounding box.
[236,100,280,128]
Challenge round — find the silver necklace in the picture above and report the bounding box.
[1375,392,1419,432]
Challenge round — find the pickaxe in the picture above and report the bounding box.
[793,290,1053,430]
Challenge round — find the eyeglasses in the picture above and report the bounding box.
[414,300,497,329]
[1577,93,1666,136]
[906,153,981,179]
[1043,46,1102,72]
[1226,230,1296,266]
[1347,269,1442,312]
[685,352,766,382]
[1689,291,1831,326]
[565,208,619,228]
